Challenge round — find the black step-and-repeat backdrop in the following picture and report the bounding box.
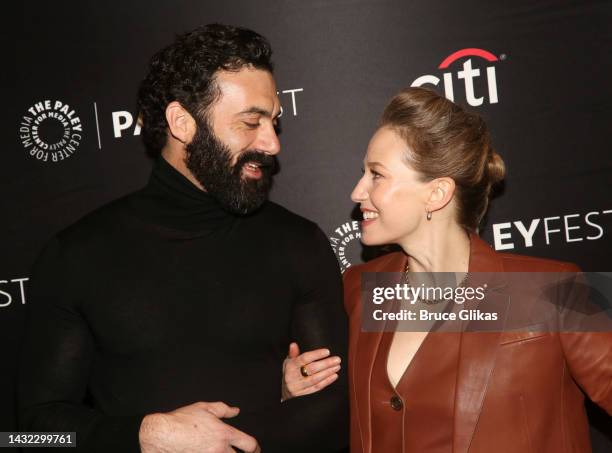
[7,0,611,450]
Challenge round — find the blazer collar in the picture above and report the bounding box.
[468,232,508,290]
[468,232,504,272]
[353,252,405,453]
[456,233,510,453]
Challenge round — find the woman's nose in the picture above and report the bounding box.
[351,176,369,203]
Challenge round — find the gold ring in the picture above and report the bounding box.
[300,365,309,377]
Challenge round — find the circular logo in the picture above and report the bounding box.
[19,100,83,163]
[329,220,362,273]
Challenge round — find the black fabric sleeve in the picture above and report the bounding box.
[17,237,143,453]
[229,226,349,453]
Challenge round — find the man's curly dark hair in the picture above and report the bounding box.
[137,23,274,154]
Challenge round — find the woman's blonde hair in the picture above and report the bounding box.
[380,87,505,230]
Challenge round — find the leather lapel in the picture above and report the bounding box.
[454,234,510,453]
[354,252,406,453]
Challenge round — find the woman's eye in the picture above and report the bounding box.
[371,171,382,179]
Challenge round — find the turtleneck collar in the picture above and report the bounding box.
[131,155,237,231]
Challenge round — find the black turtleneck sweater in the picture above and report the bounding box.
[18,157,348,452]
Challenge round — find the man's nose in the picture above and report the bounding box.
[257,123,280,155]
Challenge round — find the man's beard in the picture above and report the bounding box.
[185,119,277,215]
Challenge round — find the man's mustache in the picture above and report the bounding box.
[234,151,278,173]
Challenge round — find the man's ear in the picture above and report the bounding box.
[426,177,456,213]
[165,101,196,144]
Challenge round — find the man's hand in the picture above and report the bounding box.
[139,401,260,453]
[281,342,341,401]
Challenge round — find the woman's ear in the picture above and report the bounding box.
[165,101,196,144]
[426,177,456,213]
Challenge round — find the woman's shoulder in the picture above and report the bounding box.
[472,233,581,273]
[495,251,581,273]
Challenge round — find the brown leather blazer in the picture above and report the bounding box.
[344,234,612,453]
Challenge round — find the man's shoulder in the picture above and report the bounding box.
[33,193,138,271]
[253,202,338,260]
[55,193,135,247]
[258,201,320,234]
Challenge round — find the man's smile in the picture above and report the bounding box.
[242,161,263,179]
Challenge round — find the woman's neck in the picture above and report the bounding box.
[399,221,471,274]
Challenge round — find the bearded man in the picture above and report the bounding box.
[18,24,348,453]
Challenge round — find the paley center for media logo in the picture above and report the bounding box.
[330,221,362,273]
[19,100,84,163]
[411,48,503,106]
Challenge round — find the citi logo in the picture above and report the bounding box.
[411,48,501,106]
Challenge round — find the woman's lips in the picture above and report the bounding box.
[361,210,379,227]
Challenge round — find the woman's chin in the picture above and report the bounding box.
[360,232,385,247]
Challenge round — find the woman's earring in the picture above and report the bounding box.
[426,211,432,221]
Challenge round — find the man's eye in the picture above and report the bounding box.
[243,122,259,129]
[273,121,282,134]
